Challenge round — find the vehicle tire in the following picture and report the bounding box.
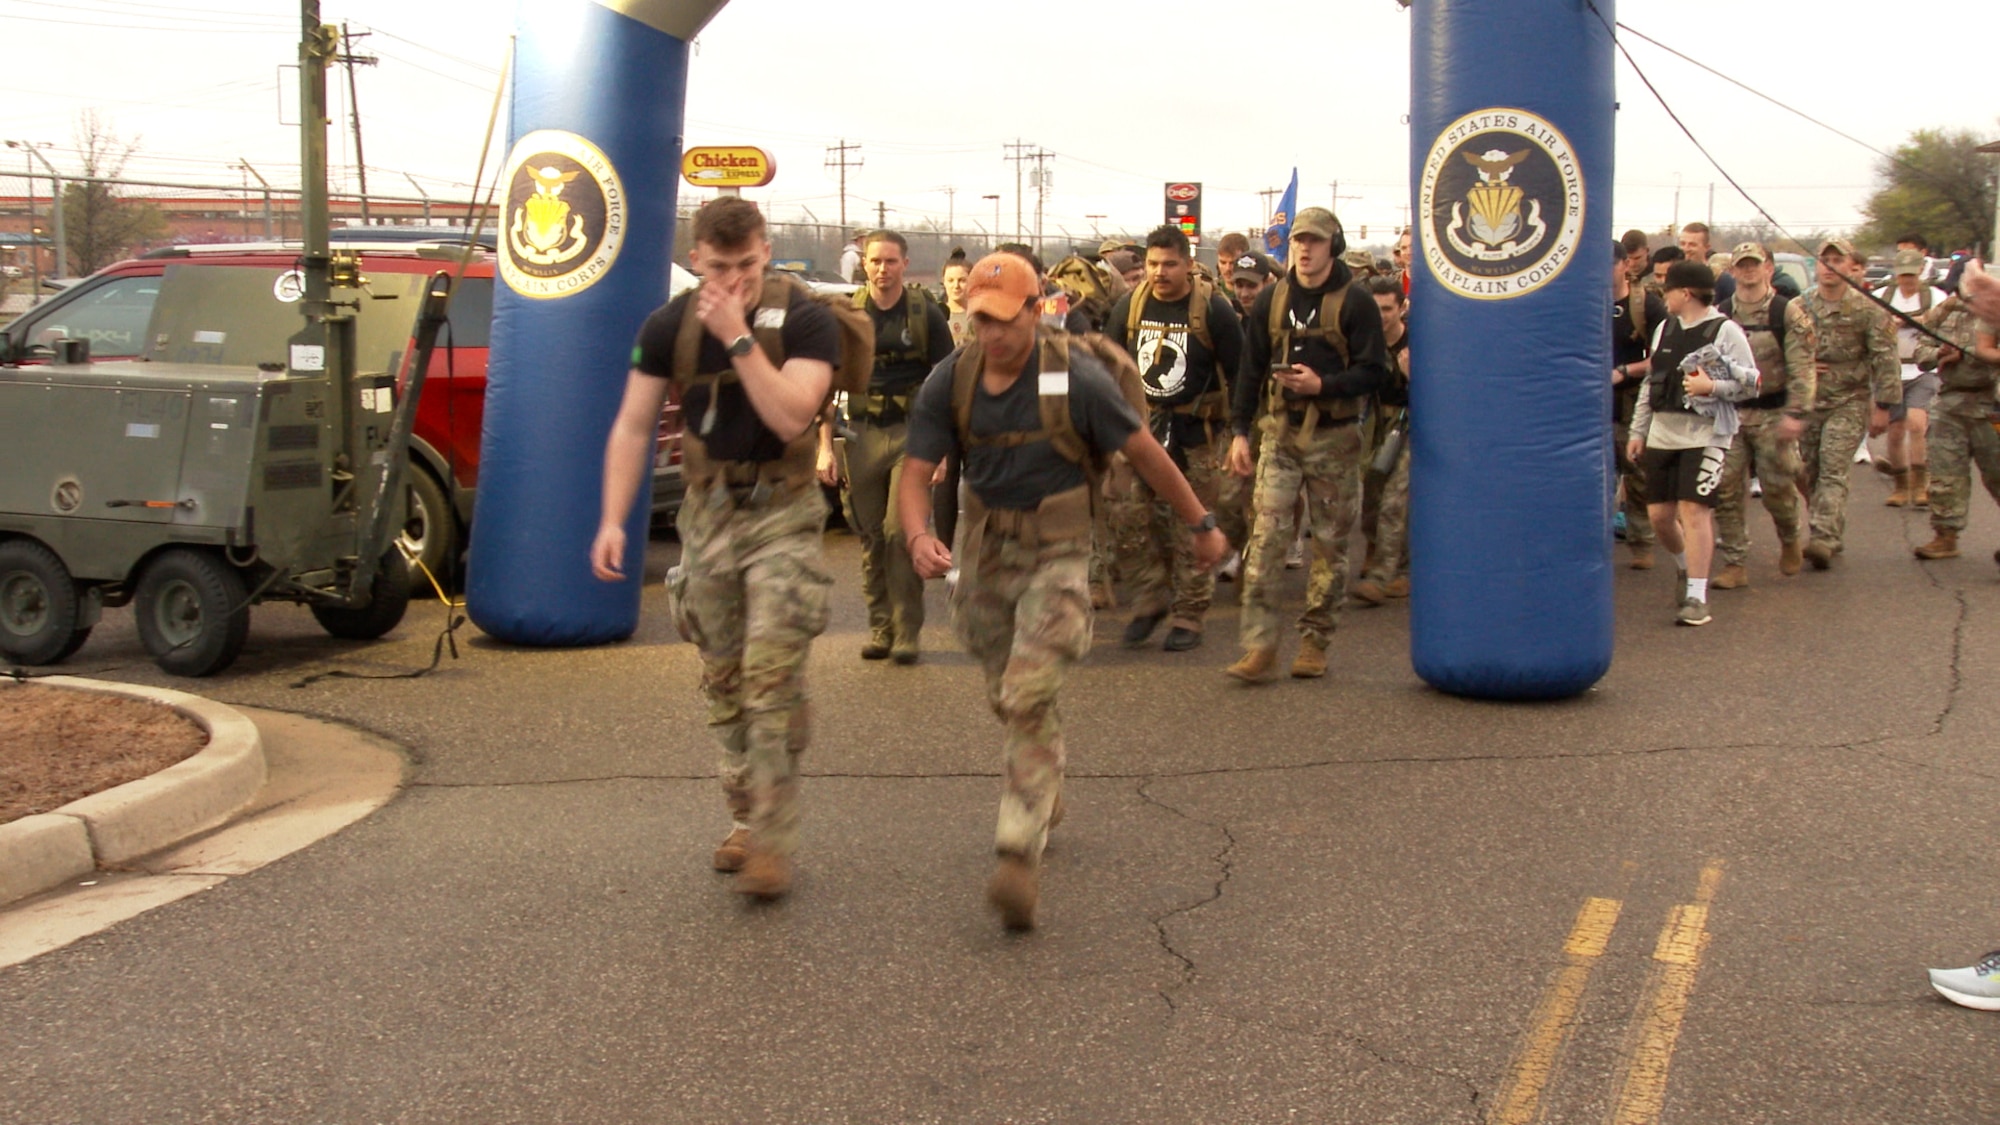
[310,549,413,640]
[399,467,457,595]
[0,538,84,666]
[134,548,251,677]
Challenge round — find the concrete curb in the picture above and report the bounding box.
[0,676,265,905]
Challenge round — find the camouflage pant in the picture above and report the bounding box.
[1798,396,1871,553]
[1238,418,1365,652]
[838,418,925,645]
[1714,409,1805,567]
[669,478,832,858]
[1614,388,1654,548]
[1362,442,1410,585]
[952,492,1094,863]
[1927,409,2000,532]
[1108,438,1222,630]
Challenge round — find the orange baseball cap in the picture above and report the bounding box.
[963,252,1041,319]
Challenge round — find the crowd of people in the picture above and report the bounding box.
[591,196,2000,943]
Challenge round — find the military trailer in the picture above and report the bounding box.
[0,263,453,676]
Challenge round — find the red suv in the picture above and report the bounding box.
[0,240,690,583]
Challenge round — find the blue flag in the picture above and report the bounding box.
[1264,168,1298,264]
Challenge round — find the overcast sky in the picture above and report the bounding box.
[5,0,1996,249]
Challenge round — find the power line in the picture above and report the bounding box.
[823,139,862,233]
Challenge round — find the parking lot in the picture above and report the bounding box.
[3,470,1997,1123]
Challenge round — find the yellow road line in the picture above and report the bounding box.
[1490,896,1625,1125]
[1607,859,1726,1125]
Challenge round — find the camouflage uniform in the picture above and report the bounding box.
[838,415,924,646]
[1799,287,1899,553]
[1361,433,1409,588]
[1239,417,1365,651]
[1715,292,1819,566]
[667,478,832,859]
[1916,299,2000,533]
[953,489,1094,863]
[1109,437,1223,631]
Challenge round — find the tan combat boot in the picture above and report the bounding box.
[987,854,1039,930]
[1291,639,1329,678]
[736,849,791,901]
[1049,792,1066,830]
[712,827,750,872]
[1350,579,1387,606]
[1627,545,1655,570]
[1384,576,1410,598]
[1224,647,1279,683]
[1803,540,1834,570]
[1912,464,1931,508]
[1885,469,1912,506]
[1710,564,1749,590]
[1915,530,1960,559]
[1779,538,1804,576]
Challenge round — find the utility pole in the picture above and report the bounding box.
[1003,140,1034,242]
[404,171,430,223]
[1259,186,1281,225]
[7,140,60,280]
[1086,213,1106,240]
[875,200,887,228]
[1028,148,1053,256]
[234,159,273,237]
[942,185,954,234]
[337,23,377,223]
[1706,182,1714,228]
[982,193,1000,246]
[824,139,863,233]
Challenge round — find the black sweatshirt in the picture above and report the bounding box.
[1232,261,1389,437]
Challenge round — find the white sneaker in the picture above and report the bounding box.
[1929,950,2000,1010]
[1855,444,1873,465]
[1217,551,1241,582]
[1750,478,1763,498]
[944,567,959,595]
[1285,537,1306,570]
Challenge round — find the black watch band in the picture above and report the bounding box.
[727,333,755,358]
[1189,512,1217,533]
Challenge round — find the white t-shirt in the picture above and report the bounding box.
[1883,285,1949,380]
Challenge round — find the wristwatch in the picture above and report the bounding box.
[726,333,755,358]
[1188,512,1218,533]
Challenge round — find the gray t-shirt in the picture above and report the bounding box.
[907,342,1142,511]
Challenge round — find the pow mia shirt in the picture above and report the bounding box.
[1105,287,1243,409]
[630,280,840,463]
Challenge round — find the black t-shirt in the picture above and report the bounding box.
[631,283,840,463]
[1232,263,1390,436]
[1379,321,1410,408]
[862,288,954,396]
[1104,288,1243,407]
[907,343,1143,511]
[1613,289,1670,373]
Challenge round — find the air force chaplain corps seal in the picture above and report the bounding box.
[1419,107,1584,301]
[498,128,628,300]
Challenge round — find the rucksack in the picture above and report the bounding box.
[949,326,1144,501]
[850,282,936,369]
[1263,276,1362,439]
[1047,254,1123,332]
[1123,274,1219,354]
[1625,286,1649,344]
[1718,291,1792,360]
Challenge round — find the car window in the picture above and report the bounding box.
[16,274,161,358]
[443,274,491,348]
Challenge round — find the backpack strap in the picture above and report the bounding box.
[1627,286,1647,343]
[1124,279,1151,343]
[1769,292,1790,354]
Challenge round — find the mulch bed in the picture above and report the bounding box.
[0,682,209,825]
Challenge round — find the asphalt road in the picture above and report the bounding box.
[4,468,1997,1124]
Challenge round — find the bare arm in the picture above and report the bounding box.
[897,454,949,578]
[694,282,832,440]
[590,370,672,581]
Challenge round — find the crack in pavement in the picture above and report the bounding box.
[1134,777,1236,1015]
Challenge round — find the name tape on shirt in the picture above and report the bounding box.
[1039,370,1070,396]
[754,307,787,330]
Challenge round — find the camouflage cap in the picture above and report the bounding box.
[1342,248,1375,271]
[1817,237,1857,259]
[1893,247,1925,275]
[1291,206,1340,240]
[1730,241,1769,264]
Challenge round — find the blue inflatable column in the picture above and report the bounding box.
[1407,0,1616,699]
[467,0,729,646]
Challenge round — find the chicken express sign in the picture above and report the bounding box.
[681,146,777,189]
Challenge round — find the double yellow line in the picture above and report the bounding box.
[1490,860,1726,1125]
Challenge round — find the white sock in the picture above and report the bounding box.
[1687,578,1707,601]
[1671,552,1688,571]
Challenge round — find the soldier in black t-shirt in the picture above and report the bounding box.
[1102,224,1244,651]
[814,230,953,663]
[896,252,1223,930]
[592,198,839,902]
[1612,241,1671,568]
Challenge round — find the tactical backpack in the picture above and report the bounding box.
[1047,254,1123,332]
[949,327,1145,499]
[1123,274,1231,421]
[850,282,937,369]
[1264,276,1362,444]
[1719,291,1793,397]
[670,272,875,489]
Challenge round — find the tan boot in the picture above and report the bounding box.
[1885,469,1912,506]
[736,849,791,900]
[1350,579,1387,606]
[1912,464,1931,508]
[1803,540,1834,570]
[1224,647,1279,683]
[987,854,1039,930]
[1915,530,1960,559]
[1290,639,1328,679]
[1779,538,1804,576]
[1709,564,1749,590]
[1627,545,1656,570]
[1048,792,1065,831]
[712,827,750,872]
[1384,576,1411,599]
